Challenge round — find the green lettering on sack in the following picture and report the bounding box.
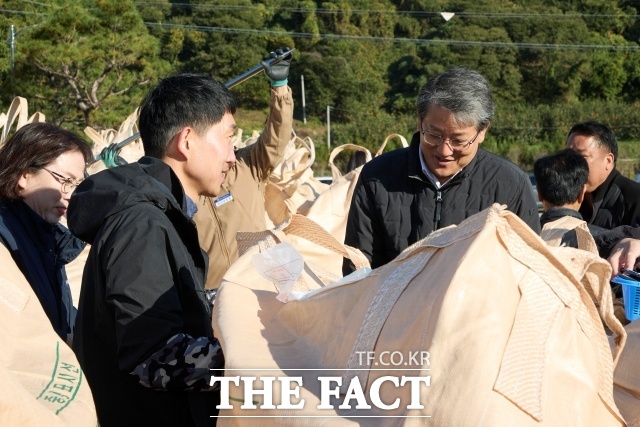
[35,341,84,415]
[36,341,60,400]
[55,369,82,415]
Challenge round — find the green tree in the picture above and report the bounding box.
[11,0,168,129]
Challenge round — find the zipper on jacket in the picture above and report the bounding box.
[209,199,232,268]
[434,190,443,230]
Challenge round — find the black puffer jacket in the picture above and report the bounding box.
[68,157,215,427]
[580,169,640,230]
[344,133,540,273]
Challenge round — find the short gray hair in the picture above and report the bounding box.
[417,67,494,131]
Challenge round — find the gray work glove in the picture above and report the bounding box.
[100,143,127,168]
[261,47,292,87]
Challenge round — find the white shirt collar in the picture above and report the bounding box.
[418,145,460,189]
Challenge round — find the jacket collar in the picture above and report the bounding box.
[138,156,189,214]
[2,199,84,265]
[9,198,57,249]
[590,168,620,204]
[540,207,582,227]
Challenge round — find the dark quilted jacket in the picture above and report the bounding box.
[344,132,540,273]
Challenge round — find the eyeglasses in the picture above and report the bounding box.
[421,127,480,152]
[43,168,81,194]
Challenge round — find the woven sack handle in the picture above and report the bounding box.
[328,144,372,182]
[1,97,29,143]
[375,133,408,157]
[115,108,139,139]
[236,214,369,270]
[282,214,369,270]
[272,134,316,192]
[28,112,46,123]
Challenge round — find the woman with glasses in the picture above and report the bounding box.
[0,122,92,342]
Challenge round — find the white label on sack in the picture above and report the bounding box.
[252,242,304,303]
[214,192,233,208]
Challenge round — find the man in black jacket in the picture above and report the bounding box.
[566,121,640,230]
[68,75,236,426]
[344,67,539,274]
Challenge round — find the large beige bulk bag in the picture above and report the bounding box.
[305,144,372,244]
[264,134,329,226]
[235,213,369,286]
[85,108,143,174]
[541,215,628,325]
[613,319,640,426]
[0,97,46,145]
[213,204,626,426]
[0,244,97,426]
[541,215,598,254]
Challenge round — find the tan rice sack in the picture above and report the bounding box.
[0,245,97,426]
[213,205,625,426]
[264,134,329,227]
[0,97,46,145]
[235,213,369,285]
[613,319,640,426]
[541,214,598,254]
[85,108,143,174]
[305,143,371,245]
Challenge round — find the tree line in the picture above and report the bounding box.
[0,0,639,170]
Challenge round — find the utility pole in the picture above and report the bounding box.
[6,23,41,99]
[301,75,307,124]
[10,25,15,98]
[326,105,331,150]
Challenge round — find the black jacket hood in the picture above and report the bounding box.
[68,157,190,244]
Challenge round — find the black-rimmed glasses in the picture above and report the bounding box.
[421,127,480,152]
[43,168,81,194]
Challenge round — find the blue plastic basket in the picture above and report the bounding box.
[612,275,640,322]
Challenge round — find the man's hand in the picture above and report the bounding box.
[100,143,128,168]
[262,47,292,87]
[608,238,640,275]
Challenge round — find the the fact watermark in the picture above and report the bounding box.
[356,350,431,367]
[209,351,432,415]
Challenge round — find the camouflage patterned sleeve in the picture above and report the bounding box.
[130,333,224,391]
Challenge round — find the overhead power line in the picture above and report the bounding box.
[16,0,54,7]
[0,8,47,15]
[133,2,639,19]
[144,22,640,51]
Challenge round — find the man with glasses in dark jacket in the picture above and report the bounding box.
[343,67,539,274]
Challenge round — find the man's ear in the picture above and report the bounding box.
[605,151,615,171]
[172,127,194,160]
[577,183,587,204]
[537,188,543,202]
[476,122,490,145]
